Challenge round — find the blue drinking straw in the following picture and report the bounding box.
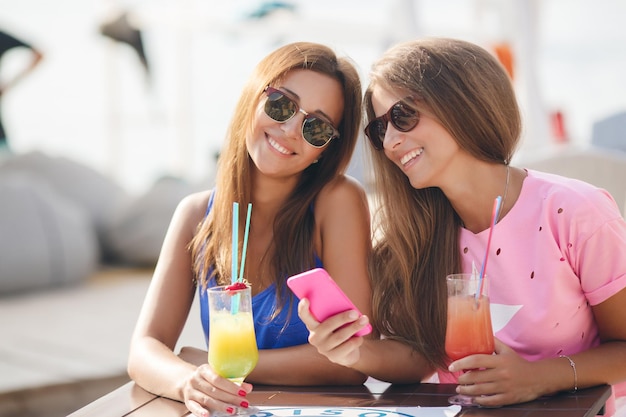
[239,203,252,281]
[232,202,239,284]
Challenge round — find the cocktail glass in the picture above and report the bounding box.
[444,273,495,406]
[208,284,259,415]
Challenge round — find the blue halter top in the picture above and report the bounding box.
[197,193,322,349]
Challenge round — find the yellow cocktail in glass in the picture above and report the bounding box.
[208,310,258,383]
[207,284,259,385]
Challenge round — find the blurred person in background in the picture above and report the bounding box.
[0,28,43,151]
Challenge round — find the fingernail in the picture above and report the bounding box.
[226,407,235,414]
[348,310,359,320]
[240,401,249,408]
[238,389,247,397]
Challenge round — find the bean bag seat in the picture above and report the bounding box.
[592,111,626,153]
[0,173,99,294]
[103,176,204,266]
[521,145,626,217]
[0,151,131,261]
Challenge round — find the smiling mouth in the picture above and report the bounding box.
[268,137,293,155]
[400,148,423,165]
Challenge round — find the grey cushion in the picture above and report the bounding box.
[103,176,203,266]
[0,151,130,260]
[592,111,626,153]
[521,146,626,217]
[0,174,99,294]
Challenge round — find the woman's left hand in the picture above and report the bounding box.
[449,338,546,407]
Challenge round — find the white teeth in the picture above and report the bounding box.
[401,148,423,165]
[268,138,292,155]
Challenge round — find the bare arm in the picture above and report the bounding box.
[565,285,626,388]
[127,192,205,398]
[250,343,367,385]
[451,286,626,407]
[315,175,373,318]
[180,342,369,386]
[127,191,251,416]
[247,175,373,385]
[293,176,436,383]
[357,338,435,383]
[300,299,435,383]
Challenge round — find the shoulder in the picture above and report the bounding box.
[315,175,369,213]
[313,175,370,234]
[526,168,607,196]
[524,169,622,220]
[172,189,214,230]
[318,174,368,202]
[176,189,213,212]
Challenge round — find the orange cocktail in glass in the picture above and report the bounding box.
[444,273,495,405]
[445,292,494,360]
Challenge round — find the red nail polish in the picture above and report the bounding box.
[226,407,235,414]
[238,389,247,397]
[240,401,249,408]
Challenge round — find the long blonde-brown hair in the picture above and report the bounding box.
[365,38,521,369]
[190,42,362,310]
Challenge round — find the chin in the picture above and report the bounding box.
[408,178,429,190]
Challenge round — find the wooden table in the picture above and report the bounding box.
[69,378,611,417]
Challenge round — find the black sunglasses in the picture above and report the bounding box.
[263,86,339,148]
[364,100,420,150]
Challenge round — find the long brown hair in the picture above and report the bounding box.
[190,42,362,311]
[364,38,521,369]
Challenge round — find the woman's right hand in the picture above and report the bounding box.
[182,364,252,417]
[297,298,370,367]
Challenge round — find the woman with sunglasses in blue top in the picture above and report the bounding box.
[127,42,373,417]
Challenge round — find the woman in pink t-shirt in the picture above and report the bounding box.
[298,38,626,414]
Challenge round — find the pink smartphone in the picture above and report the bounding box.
[287,268,372,337]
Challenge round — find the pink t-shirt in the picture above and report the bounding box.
[437,169,626,413]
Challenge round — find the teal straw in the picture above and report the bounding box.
[232,202,239,284]
[238,203,252,281]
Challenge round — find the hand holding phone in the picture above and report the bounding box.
[287,268,372,337]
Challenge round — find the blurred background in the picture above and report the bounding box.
[1,0,625,416]
[1,0,625,193]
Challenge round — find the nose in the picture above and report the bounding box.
[281,110,306,139]
[382,124,404,150]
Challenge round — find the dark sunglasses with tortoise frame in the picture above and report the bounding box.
[364,99,420,150]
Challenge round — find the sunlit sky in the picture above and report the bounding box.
[1,0,625,193]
